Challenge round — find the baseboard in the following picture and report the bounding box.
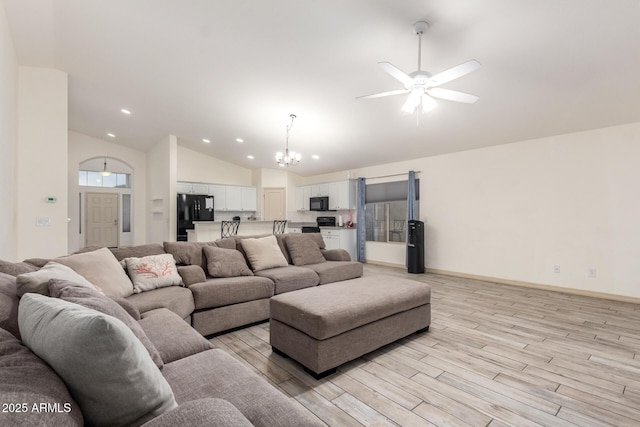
[364,260,405,269]
[426,268,640,305]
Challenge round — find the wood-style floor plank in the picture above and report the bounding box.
[209,264,640,426]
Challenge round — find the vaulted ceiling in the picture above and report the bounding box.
[5,0,640,176]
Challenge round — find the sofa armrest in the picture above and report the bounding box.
[177,265,206,286]
[321,248,351,261]
[140,398,252,427]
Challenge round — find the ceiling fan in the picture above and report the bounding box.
[357,21,481,114]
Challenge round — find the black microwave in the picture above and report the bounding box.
[310,196,329,211]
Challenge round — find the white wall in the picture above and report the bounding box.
[0,3,18,260]
[147,135,177,244]
[177,145,253,185]
[16,66,68,259]
[67,131,148,252]
[310,122,640,299]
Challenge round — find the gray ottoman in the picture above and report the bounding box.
[270,275,431,378]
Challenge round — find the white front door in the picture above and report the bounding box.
[86,192,119,248]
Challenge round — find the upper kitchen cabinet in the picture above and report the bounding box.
[241,186,257,211]
[329,180,356,210]
[310,183,329,197]
[176,182,210,195]
[295,186,312,211]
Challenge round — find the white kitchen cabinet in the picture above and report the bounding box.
[225,186,242,211]
[311,183,329,197]
[208,185,226,209]
[241,186,257,211]
[328,180,355,210]
[321,228,357,260]
[176,182,194,194]
[295,185,312,211]
[191,183,209,194]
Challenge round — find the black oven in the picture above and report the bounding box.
[310,196,329,211]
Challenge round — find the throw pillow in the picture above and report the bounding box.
[124,254,182,294]
[285,235,327,266]
[55,247,135,298]
[240,235,289,271]
[0,273,21,339]
[18,294,177,427]
[48,279,164,369]
[0,259,38,277]
[202,246,253,278]
[16,262,97,297]
[0,328,83,426]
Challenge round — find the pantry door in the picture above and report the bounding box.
[263,188,286,221]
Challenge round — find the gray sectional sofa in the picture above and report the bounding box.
[0,232,362,426]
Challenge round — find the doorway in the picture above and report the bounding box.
[263,187,286,221]
[86,192,119,248]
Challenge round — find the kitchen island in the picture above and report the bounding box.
[191,221,276,241]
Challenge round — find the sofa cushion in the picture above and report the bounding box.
[162,349,323,427]
[284,235,326,266]
[303,261,363,285]
[48,278,164,369]
[110,243,166,261]
[18,294,177,427]
[125,254,183,294]
[0,273,20,339]
[0,328,83,426]
[56,247,135,298]
[203,246,253,278]
[140,398,253,427]
[138,308,213,363]
[240,236,289,271]
[189,276,274,310]
[16,261,97,297]
[126,285,195,319]
[177,265,207,286]
[163,241,215,270]
[255,266,319,294]
[0,259,38,277]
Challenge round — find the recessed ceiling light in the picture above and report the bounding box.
[312,155,320,160]
[247,155,254,160]
[107,133,116,138]
[121,108,131,115]
[202,138,211,143]
[236,138,244,143]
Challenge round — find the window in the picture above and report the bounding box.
[78,171,130,188]
[365,180,419,243]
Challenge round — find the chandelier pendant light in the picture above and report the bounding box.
[275,114,301,167]
[99,157,112,177]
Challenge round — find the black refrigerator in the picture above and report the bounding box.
[407,220,425,274]
[177,194,214,241]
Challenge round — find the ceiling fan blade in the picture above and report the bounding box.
[378,62,414,87]
[427,88,478,104]
[401,88,423,114]
[428,59,481,87]
[356,89,409,100]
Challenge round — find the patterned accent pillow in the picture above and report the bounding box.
[124,254,183,294]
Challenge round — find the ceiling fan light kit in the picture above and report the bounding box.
[358,20,480,115]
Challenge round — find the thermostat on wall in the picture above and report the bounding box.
[46,197,57,203]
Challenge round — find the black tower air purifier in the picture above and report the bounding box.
[407,220,425,274]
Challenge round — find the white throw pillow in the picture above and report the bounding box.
[240,235,289,271]
[16,261,98,297]
[125,254,183,293]
[56,247,134,298]
[18,294,177,427]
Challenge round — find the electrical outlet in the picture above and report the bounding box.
[553,265,561,274]
[588,268,597,278]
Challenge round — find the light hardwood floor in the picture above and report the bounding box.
[210,264,640,426]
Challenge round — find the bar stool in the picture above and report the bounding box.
[273,220,287,234]
[221,220,240,238]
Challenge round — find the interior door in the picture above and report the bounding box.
[263,187,286,220]
[86,192,119,248]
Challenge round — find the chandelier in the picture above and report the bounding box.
[275,114,301,167]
